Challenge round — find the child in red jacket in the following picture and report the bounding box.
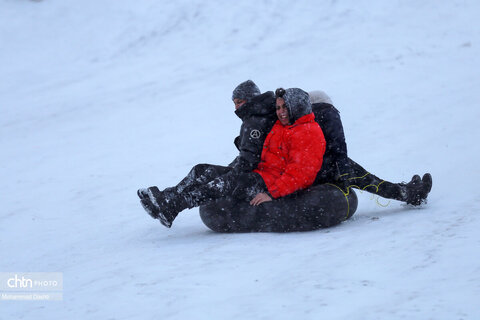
[138,88,326,228]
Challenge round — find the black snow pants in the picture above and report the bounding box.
[174,164,268,208]
[333,158,407,202]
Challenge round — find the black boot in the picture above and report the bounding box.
[139,186,189,228]
[408,174,422,186]
[405,173,433,206]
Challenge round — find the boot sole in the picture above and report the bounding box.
[140,199,173,228]
[422,173,433,193]
[137,188,149,200]
[140,199,160,219]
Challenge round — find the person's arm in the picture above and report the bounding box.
[230,92,276,172]
[233,135,241,151]
[320,105,349,176]
[268,127,326,198]
[227,136,241,168]
[231,117,272,172]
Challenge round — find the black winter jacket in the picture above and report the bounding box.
[229,91,277,172]
[312,102,350,184]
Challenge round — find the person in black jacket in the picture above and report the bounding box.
[170,80,277,194]
[309,90,432,205]
[229,81,278,172]
[138,80,277,227]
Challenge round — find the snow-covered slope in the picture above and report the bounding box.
[1,0,479,319]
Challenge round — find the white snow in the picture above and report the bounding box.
[1,0,479,319]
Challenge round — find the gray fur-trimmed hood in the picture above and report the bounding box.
[282,88,312,124]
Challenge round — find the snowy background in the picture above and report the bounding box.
[1,0,479,318]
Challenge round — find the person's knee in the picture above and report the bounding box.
[191,163,214,177]
[192,163,209,172]
[231,172,266,199]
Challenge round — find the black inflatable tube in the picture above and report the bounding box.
[199,183,358,233]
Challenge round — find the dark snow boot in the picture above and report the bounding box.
[139,186,190,228]
[408,174,422,186]
[405,173,432,206]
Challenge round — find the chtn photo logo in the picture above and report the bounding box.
[1,272,62,292]
[4,274,59,289]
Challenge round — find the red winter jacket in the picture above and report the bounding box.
[254,113,326,198]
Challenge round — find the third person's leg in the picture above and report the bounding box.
[342,158,432,205]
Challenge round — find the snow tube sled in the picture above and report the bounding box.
[199,183,358,233]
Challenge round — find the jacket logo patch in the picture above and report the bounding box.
[250,129,261,139]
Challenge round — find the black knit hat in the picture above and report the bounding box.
[232,80,261,101]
